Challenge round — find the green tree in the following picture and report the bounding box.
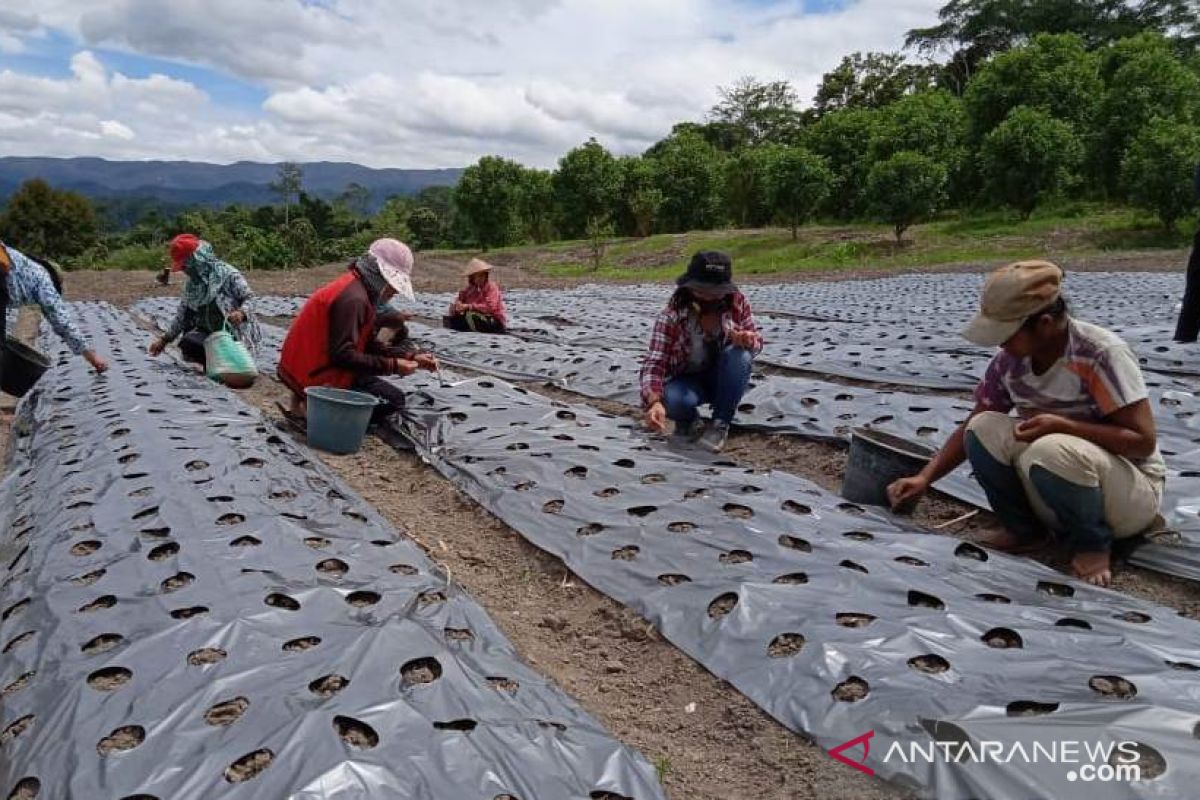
[1122,119,1200,229]
[281,217,321,267]
[614,157,662,238]
[708,76,804,146]
[407,207,444,251]
[871,90,967,163]
[814,52,935,114]
[269,162,304,225]
[0,179,99,261]
[980,106,1083,218]
[453,156,526,249]
[867,152,948,242]
[585,214,615,271]
[650,131,725,232]
[518,168,556,244]
[338,182,370,216]
[552,139,622,239]
[723,146,778,228]
[906,0,1200,73]
[766,147,832,240]
[803,107,883,219]
[1098,34,1200,190]
[963,34,1102,141]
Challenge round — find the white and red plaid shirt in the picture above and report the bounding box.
[639,291,764,408]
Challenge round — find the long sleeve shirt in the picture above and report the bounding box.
[162,270,255,344]
[453,280,507,327]
[638,291,764,408]
[328,276,394,375]
[3,245,88,355]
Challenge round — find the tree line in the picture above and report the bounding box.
[2,0,1198,267]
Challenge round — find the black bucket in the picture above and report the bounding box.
[842,428,935,508]
[1,336,51,398]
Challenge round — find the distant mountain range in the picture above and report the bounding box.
[0,157,463,210]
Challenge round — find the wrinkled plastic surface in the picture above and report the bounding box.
[181,296,1200,583]
[383,368,1200,800]
[0,303,663,800]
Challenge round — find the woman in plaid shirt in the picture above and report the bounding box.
[639,251,763,452]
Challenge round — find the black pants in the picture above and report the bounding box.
[178,330,208,366]
[352,375,406,424]
[1175,227,1200,342]
[443,313,506,334]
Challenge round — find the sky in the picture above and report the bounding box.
[0,0,946,169]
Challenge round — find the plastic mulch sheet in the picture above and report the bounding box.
[0,303,663,800]
[183,301,1200,583]
[382,368,1200,800]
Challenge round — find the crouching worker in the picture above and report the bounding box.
[887,261,1165,587]
[444,258,507,333]
[148,234,259,370]
[639,251,762,453]
[278,238,438,425]
[1,241,108,378]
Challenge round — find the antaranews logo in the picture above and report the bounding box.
[828,730,1143,784]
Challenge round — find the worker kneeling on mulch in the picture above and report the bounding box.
[444,258,508,334]
[888,261,1165,588]
[639,251,763,453]
[148,234,260,375]
[278,238,438,425]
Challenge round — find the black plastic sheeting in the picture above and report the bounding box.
[188,300,1200,582]
[132,289,1200,797]
[380,367,1200,800]
[0,303,663,800]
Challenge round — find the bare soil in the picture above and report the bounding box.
[5,257,1199,799]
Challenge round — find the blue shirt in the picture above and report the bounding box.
[3,245,89,355]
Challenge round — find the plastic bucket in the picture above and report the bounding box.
[305,387,379,455]
[842,427,935,508]
[1,336,50,398]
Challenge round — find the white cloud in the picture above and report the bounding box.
[0,0,946,167]
[100,119,135,140]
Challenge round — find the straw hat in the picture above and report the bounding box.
[463,258,493,277]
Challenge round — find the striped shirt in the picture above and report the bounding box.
[975,319,1166,480]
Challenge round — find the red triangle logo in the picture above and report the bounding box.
[829,730,875,776]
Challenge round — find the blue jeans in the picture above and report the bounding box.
[663,346,753,426]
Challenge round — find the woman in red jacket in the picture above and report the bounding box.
[444,258,507,333]
[279,238,437,423]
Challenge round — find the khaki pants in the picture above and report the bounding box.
[966,412,1161,539]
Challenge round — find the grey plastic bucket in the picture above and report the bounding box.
[305,386,379,455]
[842,427,935,508]
[1,336,50,398]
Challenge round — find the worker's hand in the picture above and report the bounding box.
[392,358,418,377]
[414,352,439,372]
[644,401,668,433]
[148,338,166,357]
[226,309,246,325]
[730,329,757,349]
[1015,414,1071,444]
[83,350,109,374]
[887,475,930,510]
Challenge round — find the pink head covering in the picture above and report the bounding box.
[368,238,414,301]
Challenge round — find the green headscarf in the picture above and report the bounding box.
[180,242,237,311]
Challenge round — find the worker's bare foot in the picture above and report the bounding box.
[974,528,1049,555]
[1071,550,1112,587]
